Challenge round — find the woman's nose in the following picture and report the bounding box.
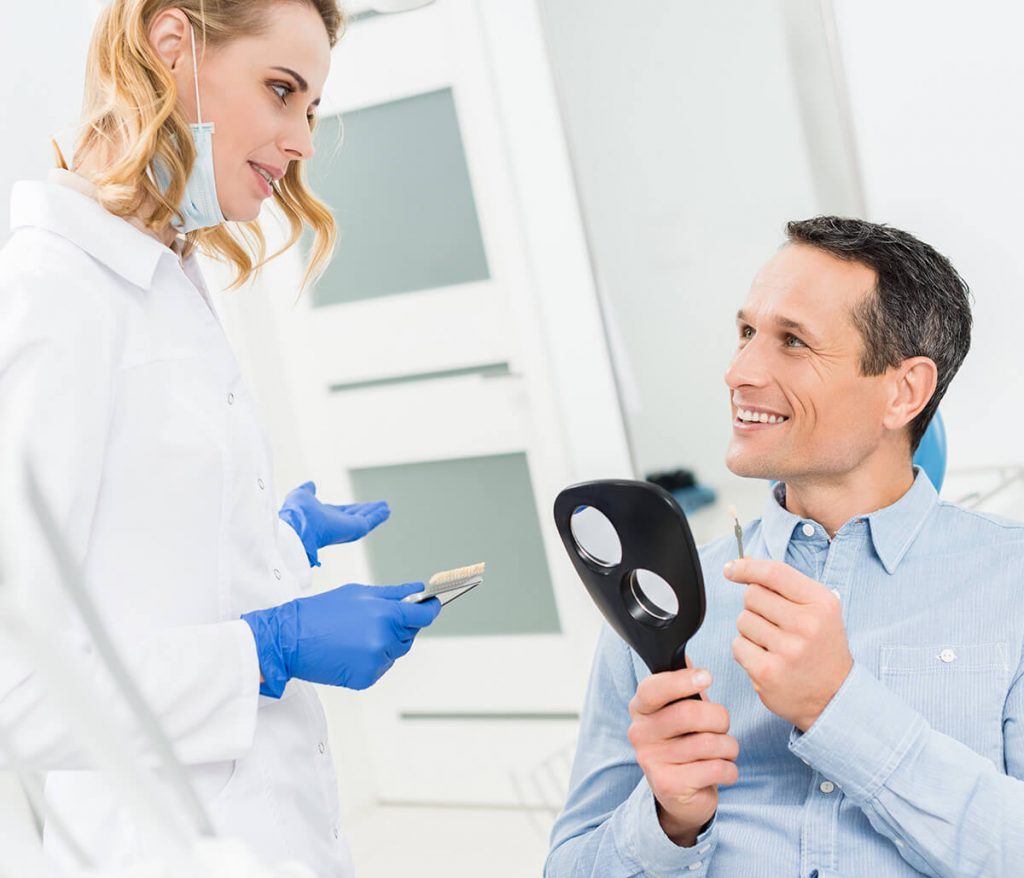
[282,119,315,162]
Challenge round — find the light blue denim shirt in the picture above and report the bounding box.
[547,470,1024,877]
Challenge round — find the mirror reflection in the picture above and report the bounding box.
[627,568,679,623]
[570,505,623,568]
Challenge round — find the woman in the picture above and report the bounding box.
[0,1,440,874]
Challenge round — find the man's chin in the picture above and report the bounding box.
[725,448,781,481]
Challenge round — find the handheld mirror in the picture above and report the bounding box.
[554,480,707,681]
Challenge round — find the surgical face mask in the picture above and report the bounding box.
[153,23,226,233]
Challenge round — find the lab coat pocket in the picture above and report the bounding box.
[190,757,239,805]
[879,642,1009,764]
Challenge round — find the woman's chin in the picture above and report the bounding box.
[220,199,262,224]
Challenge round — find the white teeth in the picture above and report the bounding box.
[252,163,273,184]
[736,408,788,424]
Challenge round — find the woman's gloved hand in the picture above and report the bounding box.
[241,583,441,697]
[279,481,390,567]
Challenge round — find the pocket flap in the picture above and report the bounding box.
[880,642,1008,676]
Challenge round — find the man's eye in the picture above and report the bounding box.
[784,334,806,348]
[739,325,754,340]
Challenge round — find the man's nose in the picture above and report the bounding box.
[724,338,768,390]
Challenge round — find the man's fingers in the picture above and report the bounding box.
[660,759,740,796]
[723,558,819,604]
[731,634,768,678]
[735,608,786,652]
[630,668,713,716]
[744,584,799,629]
[630,699,731,744]
[658,732,740,765]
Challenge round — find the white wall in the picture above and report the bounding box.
[538,0,824,507]
[833,0,1024,471]
[542,0,1024,499]
[0,2,96,238]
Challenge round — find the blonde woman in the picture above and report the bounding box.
[0,1,440,874]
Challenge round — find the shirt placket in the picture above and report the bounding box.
[796,526,865,878]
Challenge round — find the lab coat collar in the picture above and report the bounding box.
[9,170,178,290]
[761,466,938,574]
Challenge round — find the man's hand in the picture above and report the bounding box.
[725,558,852,731]
[627,667,739,847]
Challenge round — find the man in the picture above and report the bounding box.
[546,217,1024,877]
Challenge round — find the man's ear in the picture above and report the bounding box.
[148,8,191,73]
[882,357,938,432]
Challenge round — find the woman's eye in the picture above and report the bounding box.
[270,82,293,102]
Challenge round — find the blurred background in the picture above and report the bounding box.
[4,0,1024,874]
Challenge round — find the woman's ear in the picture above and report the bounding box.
[883,356,938,432]
[148,8,191,72]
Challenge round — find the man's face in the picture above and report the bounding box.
[724,243,895,483]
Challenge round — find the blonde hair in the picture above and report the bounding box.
[61,0,343,290]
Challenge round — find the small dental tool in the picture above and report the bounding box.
[728,505,744,558]
[403,562,485,606]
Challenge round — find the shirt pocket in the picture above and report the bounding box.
[879,642,1009,765]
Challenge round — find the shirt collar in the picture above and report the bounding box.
[9,170,180,290]
[761,467,938,574]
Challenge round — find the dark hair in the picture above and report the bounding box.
[785,216,972,452]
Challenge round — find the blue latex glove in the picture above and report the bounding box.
[241,583,441,697]
[279,481,390,567]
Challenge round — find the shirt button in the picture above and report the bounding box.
[801,523,815,537]
[697,844,711,854]
[227,392,235,405]
[894,839,905,849]
[687,864,702,872]
[819,780,835,794]
[939,648,957,663]
[318,741,326,754]
[257,478,265,491]
[273,568,282,580]
[830,588,841,601]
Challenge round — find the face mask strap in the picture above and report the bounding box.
[189,22,204,126]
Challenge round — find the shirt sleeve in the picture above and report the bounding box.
[545,624,719,877]
[789,660,1024,877]
[0,255,260,769]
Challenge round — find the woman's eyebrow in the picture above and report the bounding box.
[271,66,308,91]
[270,66,321,107]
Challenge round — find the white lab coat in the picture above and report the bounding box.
[0,171,353,876]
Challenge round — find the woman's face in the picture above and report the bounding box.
[158,3,332,222]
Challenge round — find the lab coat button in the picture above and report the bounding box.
[257,478,265,491]
[227,392,235,405]
[819,781,835,794]
[802,523,815,537]
[274,568,282,581]
[333,827,340,840]
[318,741,326,754]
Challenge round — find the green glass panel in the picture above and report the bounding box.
[349,453,561,637]
[306,87,490,306]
